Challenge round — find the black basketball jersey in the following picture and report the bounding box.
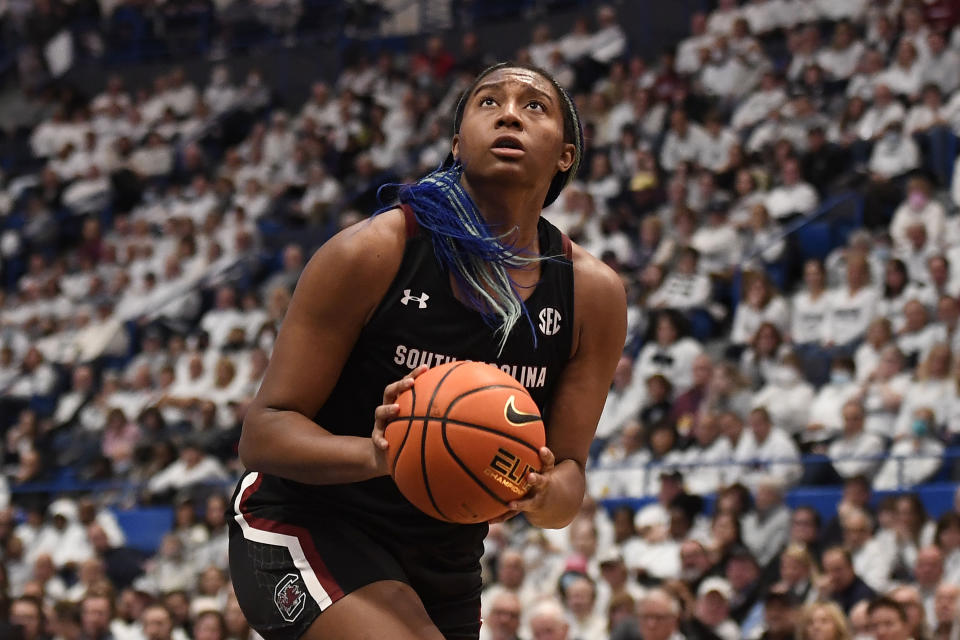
[259,205,575,547]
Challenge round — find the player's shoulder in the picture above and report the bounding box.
[304,207,407,279]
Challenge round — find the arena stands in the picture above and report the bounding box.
[4,0,960,639]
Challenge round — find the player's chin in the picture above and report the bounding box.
[468,158,539,185]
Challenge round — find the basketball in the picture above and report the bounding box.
[383,361,546,524]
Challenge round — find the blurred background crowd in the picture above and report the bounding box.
[3,0,960,639]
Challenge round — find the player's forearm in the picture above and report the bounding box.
[239,408,382,484]
[526,459,585,529]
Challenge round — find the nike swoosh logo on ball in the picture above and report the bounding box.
[503,395,540,426]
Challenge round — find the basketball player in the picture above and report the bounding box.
[229,62,627,639]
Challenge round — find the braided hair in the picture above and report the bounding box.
[378,62,584,353]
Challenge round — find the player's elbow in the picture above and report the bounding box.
[237,415,267,471]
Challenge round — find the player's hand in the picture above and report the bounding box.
[502,446,557,519]
[371,365,428,476]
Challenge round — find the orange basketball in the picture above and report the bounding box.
[384,361,546,524]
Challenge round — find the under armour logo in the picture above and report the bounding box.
[400,289,429,309]
[538,307,561,336]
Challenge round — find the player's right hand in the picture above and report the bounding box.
[371,365,428,475]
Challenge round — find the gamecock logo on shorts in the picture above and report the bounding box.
[274,573,306,622]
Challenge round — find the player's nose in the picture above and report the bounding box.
[496,101,522,129]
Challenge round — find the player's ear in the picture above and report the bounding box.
[557,142,575,173]
[451,134,460,162]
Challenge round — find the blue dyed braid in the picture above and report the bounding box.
[377,62,583,354]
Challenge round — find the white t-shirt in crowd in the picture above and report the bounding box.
[873,437,944,490]
[733,427,803,488]
[828,430,886,478]
[730,296,790,345]
[823,286,878,346]
[790,290,831,344]
[764,182,820,220]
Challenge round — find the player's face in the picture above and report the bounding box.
[453,68,574,200]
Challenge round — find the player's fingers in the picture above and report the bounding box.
[488,510,519,524]
[508,494,539,512]
[372,404,400,447]
[373,403,400,425]
[538,447,556,469]
[410,364,429,378]
[525,471,546,487]
[382,375,415,404]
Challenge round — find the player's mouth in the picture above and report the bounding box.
[490,135,526,158]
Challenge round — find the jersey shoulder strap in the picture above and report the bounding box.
[400,203,419,238]
[561,231,572,261]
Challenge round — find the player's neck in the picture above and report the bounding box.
[461,176,543,252]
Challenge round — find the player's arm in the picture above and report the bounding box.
[510,244,627,529]
[238,209,409,485]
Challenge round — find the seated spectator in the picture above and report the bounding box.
[905,84,949,138]
[145,440,228,499]
[897,299,946,365]
[801,357,861,447]
[874,408,944,490]
[859,85,907,142]
[691,577,739,640]
[647,247,712,313]
[669,353,712,433]
[823,250,878,349]
[894,343,953,437]
[890,176,946,254]
[726,546,763,623]
[797,601,850,640]
[763,158,819,222]
[691,202,741,279]
[879,40,924,100]
[932,582,960,640]
[821,547,876,614]
[594,356,646,445]
[751,352,815,436]
[860,345,910,439]
[867,121,920,195]
[741,476,791,567]
[741,204,786,271]
[740,322,791,389]
[528,598,570,640]
[867,597,911,640]
[702,362,752,418]
[828,400,885,480]
[839,506,891,593]
[79,592,114,640]
[482,590,523,640]
[660,109,710,173]
[563,575,606,640]
[818,21,865,82]
[790,259,832,348]
[731,271,790,349]
[631,310,704,396]
[777,544,817,606]
[734,407,802,489]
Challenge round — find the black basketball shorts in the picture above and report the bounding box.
[228,472,483,639]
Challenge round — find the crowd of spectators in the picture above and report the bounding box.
[3,0,960,638]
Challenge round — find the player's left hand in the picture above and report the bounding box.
[487,447,557,524]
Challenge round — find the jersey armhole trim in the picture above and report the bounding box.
[561,232,572,261]
[400,203,419,238]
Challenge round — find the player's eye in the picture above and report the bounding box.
[527,101,546,112]
[479,96,497,107]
